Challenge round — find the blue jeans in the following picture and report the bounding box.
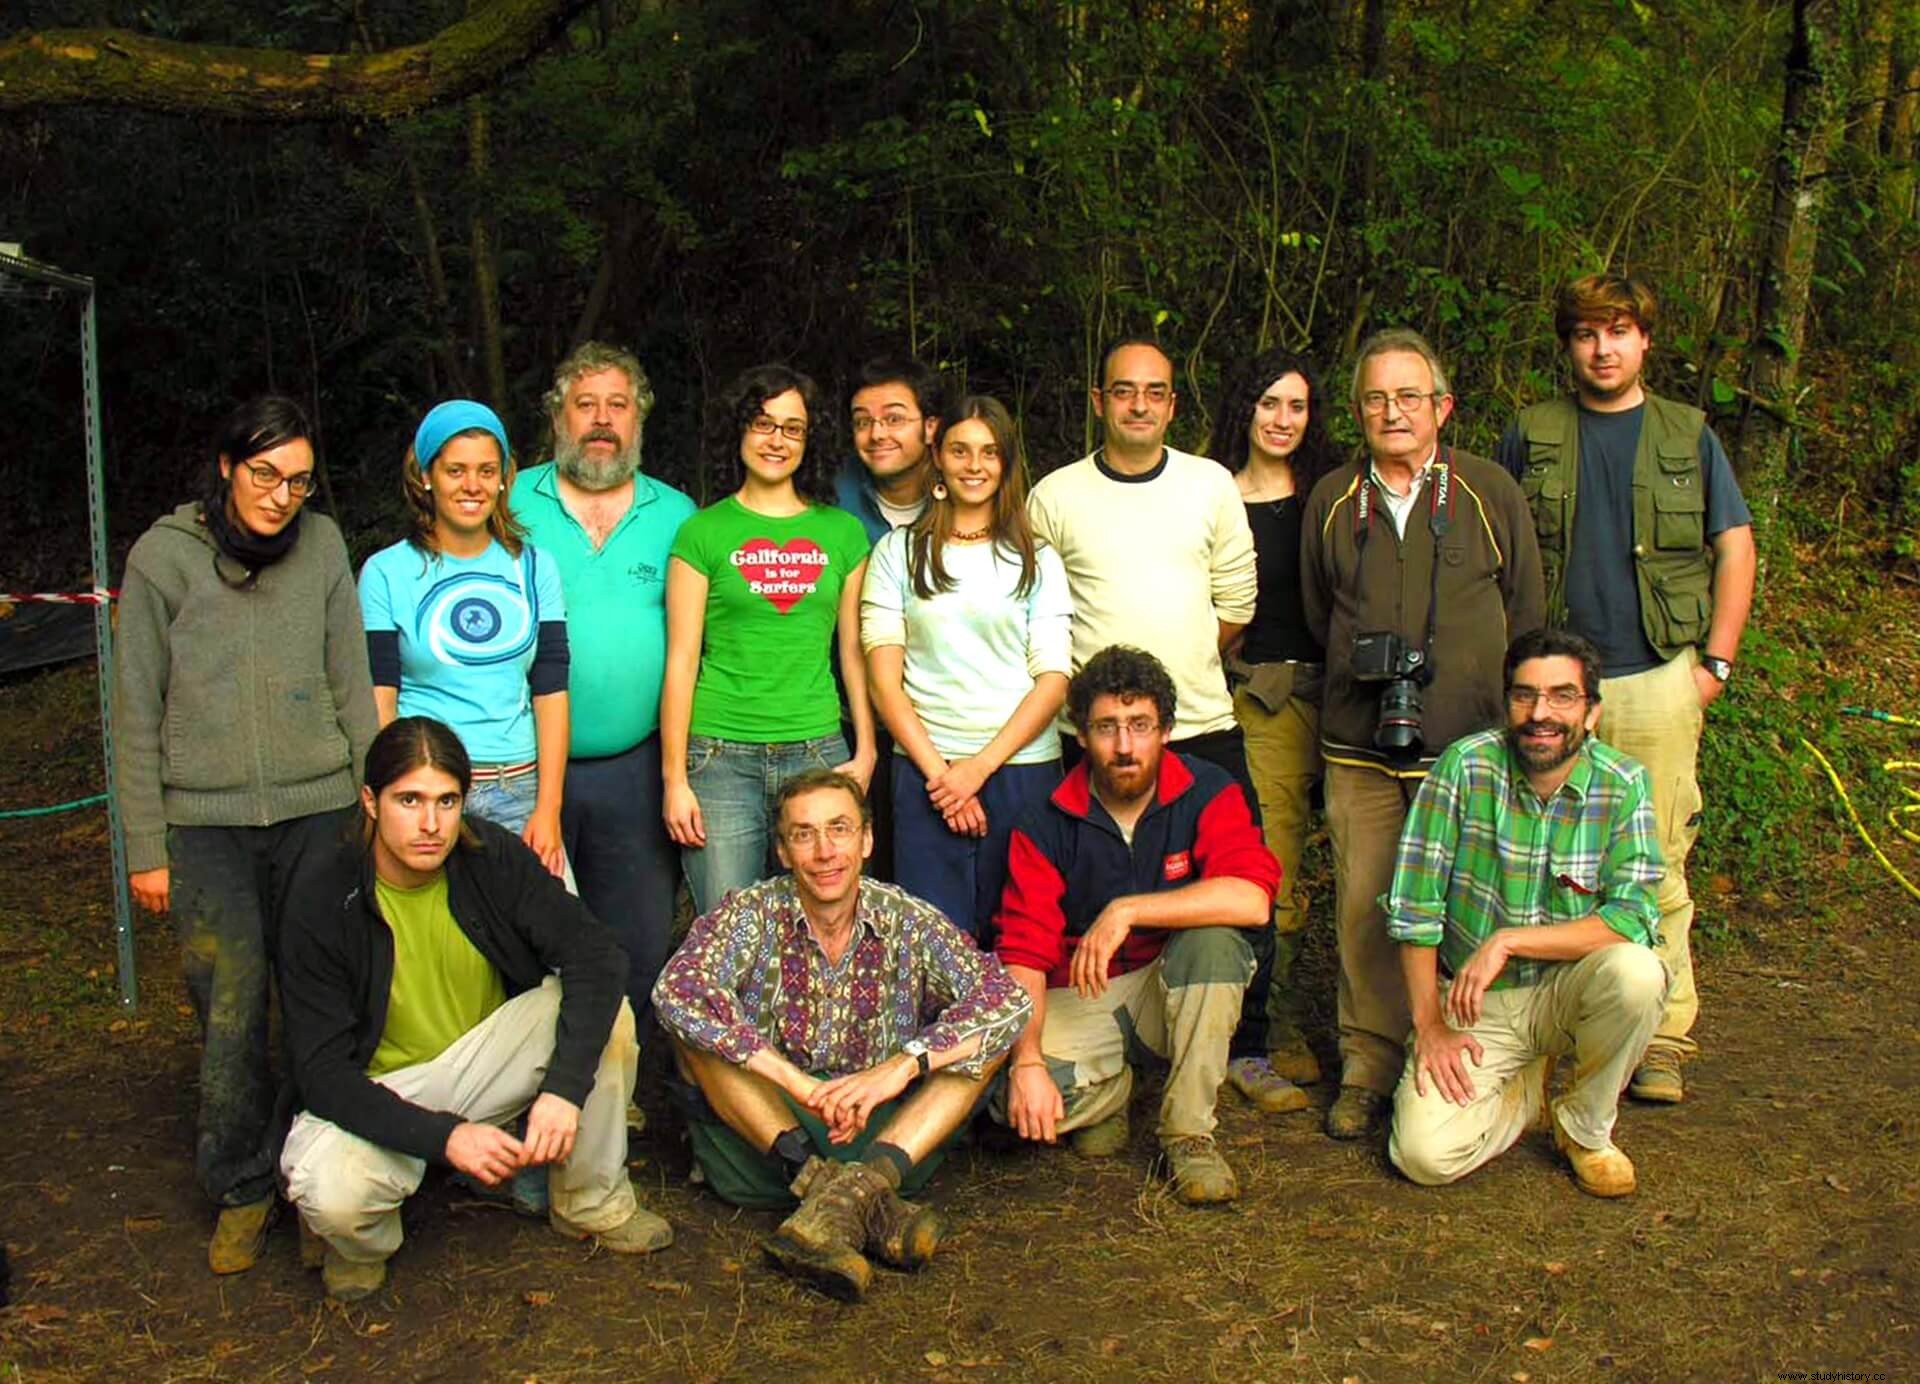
[681,732,848,916]
[891,756,1061,944]
[465,769,538,835]
[562,735,680,1022]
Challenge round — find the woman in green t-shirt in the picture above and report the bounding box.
[661,365,876,913]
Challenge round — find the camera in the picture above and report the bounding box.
[1350,631,1428,755]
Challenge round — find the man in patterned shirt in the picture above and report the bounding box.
[1386,628,1668,1198]
[653,769,1029,1300]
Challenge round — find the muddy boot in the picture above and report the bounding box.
[321,1245,387,1303]
[850,1157,945,1271]
[208,1197,277,1275]
[762,1158,878,1301]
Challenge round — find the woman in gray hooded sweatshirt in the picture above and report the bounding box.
[113,396,379,1275]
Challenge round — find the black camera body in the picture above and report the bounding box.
[1350,631,1429,755]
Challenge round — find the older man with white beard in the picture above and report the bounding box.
[512,343,695,1026]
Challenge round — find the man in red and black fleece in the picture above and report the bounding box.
[993,645,1279,1204]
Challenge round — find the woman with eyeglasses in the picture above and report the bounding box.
[1210,349,1340,1113]
[661,365,875,913]
[860,396,1071,941]
[114,395,380,1276]
[358,401,570,879]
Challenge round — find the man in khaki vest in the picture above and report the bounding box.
[1497,274,1755,1104]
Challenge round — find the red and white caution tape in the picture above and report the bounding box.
[0,589,118,604]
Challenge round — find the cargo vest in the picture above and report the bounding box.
[1514,393,1713,661]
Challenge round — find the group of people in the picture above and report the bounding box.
[112,271,1754,1305]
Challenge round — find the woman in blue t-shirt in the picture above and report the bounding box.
[660,365,874,914]
[360,400,570,878]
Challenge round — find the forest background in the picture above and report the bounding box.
[2,0,1917,913]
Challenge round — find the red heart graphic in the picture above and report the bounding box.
[730,536,829,614]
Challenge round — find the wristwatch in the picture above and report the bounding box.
[1701,655,1733,683]
[902,1038,931,1079]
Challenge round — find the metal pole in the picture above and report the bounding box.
[79,283,137,1009]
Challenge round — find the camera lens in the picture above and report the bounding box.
[1374,678,1424,754]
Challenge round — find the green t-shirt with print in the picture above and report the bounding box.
[670,496,870,742]
[368,872,506,1077]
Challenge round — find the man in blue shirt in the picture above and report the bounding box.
[512,342,695,1022]
[832,355,948,881]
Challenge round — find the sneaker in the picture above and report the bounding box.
[1264,1036,1323,1086]
[1227,1056,1311,1114]
[1069,1107,1129,1158]
[1628,1046,1684,1104]
[1159,1134,1240,1205]
[1552,1110,1637,1198]
[550,1192,674,1254]
[207,1197,276,1275]
[321,1245,387,1303]
[1325,1085,1389,1141]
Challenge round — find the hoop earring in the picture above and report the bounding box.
[932,482,949,501]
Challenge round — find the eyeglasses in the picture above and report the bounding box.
[851,411,922,435]
[783,819,861,848]
[1506,686,1588,711]
[1102,382,1173,405]
[234,458,318,497]
[748,415,809,442]
[1360,389,1439,416]
[1086,715,1161,739]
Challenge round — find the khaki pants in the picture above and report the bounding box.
[1022,928,1255,1140]
[1597,650,1704,1055]
[1389,946,1669,1185]
[282,977,639,1265]
[1233,680,1322,1047]
[1325,763,1420,1095]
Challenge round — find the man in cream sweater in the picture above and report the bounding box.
[1027,339,1259,797]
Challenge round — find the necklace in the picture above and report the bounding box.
[950,524,991,541]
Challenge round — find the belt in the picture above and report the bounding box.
[469,759,537,783]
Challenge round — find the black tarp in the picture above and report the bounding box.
[0,602,96,675]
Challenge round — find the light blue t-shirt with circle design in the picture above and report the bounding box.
[359,538,567,764]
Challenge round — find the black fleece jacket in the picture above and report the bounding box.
[277,817,629,1162]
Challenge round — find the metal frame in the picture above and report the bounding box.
[0,248,138,1008]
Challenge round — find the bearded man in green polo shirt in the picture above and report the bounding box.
[1384,629,1668,1198]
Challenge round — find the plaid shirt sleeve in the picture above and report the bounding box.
[1592,761,1664,947]
[1383,747,1467,948]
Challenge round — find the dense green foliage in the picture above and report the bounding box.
[2,0,1916,908]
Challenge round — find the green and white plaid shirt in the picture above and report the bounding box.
[1383,728,1663,990]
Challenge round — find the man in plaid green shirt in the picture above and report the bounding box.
[1384,628,1668,1197]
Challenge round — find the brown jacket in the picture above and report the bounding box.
[1300,447,1545,775]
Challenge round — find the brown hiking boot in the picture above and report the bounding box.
[1325,1085,1389,1141]
[1070,1106,1129,1157]
[1159,1134,1240,1205]
[1227,1056,1311,1114]
[298,1217,326,1270]
[1628,1046,1684,1103]
[1264,1036,1323,1086]
[1552,1110,1637,1198]
[208,1197,277,1275]
[763,1158,880,1301]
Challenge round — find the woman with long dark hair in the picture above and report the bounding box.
[358,401,570,878]
[1212,349,1339,1112]
[861,395,1072,940]
[661,365,875,913]
[113,395,378,1275]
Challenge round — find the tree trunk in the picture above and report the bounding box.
[468,94,508,411]
[569,199,640,348]
[1881,57,1920,227]
[1853,0,1896,158]
[0,0,592,118]
[1735,0,1842,532]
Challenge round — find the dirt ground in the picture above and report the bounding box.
[1,651,1917,1383]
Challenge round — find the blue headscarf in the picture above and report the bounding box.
[413,399,512,470]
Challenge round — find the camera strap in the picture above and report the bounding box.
[1353,450,1453,672]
